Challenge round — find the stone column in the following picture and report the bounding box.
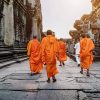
[0,17,4,42]
[3,0,15,46]
[38,24,41,41]
[32,18,38,38]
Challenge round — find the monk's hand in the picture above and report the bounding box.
[90,50,93,53]
[56,53,59,60]
[28,55,30,57]
[43,62,46,65]
[57,57,59,60]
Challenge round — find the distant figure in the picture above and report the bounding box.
[80,34,95,76]
[27,36,43,75]
[74,39,80,67]
[58,38,67,66]
[41,30,59,83]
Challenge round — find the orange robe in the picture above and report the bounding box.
[27,40,32,56]
[41,35,59,78]
[27,39,43,73]
[80,37,95,69]
[58,40,67,62]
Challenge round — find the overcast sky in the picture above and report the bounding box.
[40,0,92,38]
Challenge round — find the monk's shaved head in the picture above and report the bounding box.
[85,34,90,38]
[81,33,90,38]
[33,35,37,39]
[81,34,85,38]
[47,30,52,35]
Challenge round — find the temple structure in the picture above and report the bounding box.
[0,0,42,64]
[69,0,100,58]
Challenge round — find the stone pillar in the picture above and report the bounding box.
[0,17,4,42]
[38,24,41,41]
[3,0,15,46]
[28,0,35,8]
[32,18,38,38]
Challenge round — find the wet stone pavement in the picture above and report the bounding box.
[0,58,100,100]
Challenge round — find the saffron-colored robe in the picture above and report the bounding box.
[27,39,43,73]
[41,35,59,78]
[80,37,95,69]
[58,40,67,62]
[27,40,32,56]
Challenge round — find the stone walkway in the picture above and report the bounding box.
[0,58,100,100]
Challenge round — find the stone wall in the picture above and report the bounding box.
[3,0,15,46]
[0,0,42,63]
[0,0,42,46]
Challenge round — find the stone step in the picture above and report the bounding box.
[0,51,13,57]
[0,44,28,68]
[0,57,28,69]
[0,54,27,63]
[0,57,14,63]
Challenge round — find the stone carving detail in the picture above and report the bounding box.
[0,0,42,46]
[4,0,15,46]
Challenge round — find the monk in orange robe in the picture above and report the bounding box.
[27,36,43,75]
[41,30,59,83]
[58,38,67,66]
[80,34,95,76]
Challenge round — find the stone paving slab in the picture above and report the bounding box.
[86,93,100,100]
[87,93,100,98]
[0,82,38,90]
[76,77,98,83]
[38,82,81,90]
[0,90,78,100]
[71,74,86,78]
[92,98,100,100]
[35,77,47,83]
[7,73,41,80]
[91,83,100,90]
[78,91,89,100]
[2,79,36,84]
[79,83,94,90]
[58,78,76,82]
[0,78,5,82]
[94,74,100,79]
[57,74,73,78]
[90,71,100,76]
[36,90,77,100]
[57,77,75,81]
[0,91,37,100]
[1,78,94,90]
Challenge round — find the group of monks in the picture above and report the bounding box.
[27,30,95,83]
[27,30,67,83]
